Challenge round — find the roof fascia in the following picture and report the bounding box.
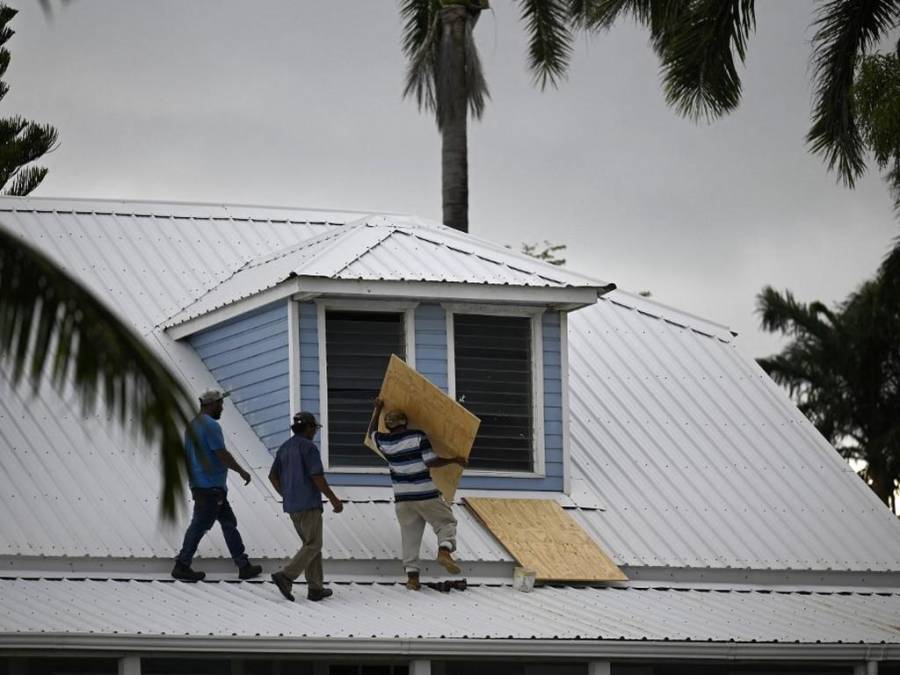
[1,636,895,661]
[291,277,603,308]
[166,279,301,340]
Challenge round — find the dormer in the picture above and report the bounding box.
[165,215,615,493]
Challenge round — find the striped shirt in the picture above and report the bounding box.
[370,429,441,502]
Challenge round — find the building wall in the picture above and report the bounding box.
[192,300,566,492]
[189,301,291,452]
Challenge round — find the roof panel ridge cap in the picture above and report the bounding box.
[243,227,347,271]
[294,218,394,279]
[406,216,610,287]
[605,289,735,340]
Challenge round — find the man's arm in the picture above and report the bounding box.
[426,456,468,468]
[268,470,282,495]
[215,448,251,485]
[367,397,385,440]
[311,475,343,513]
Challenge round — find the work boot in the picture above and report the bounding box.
[307,587,333,602]
[436,547,461,575]
[406,573,421,591]
[271,571,295,601]
[238,562,262,580]
[171,561,205,582]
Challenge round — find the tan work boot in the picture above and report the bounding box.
[406,573,421,591]
[436,547,461,574]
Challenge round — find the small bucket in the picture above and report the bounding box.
[513,566,536,592]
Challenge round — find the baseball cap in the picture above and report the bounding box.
[199,389,230,405]
[383,409,407,429]
[293,411,322,429]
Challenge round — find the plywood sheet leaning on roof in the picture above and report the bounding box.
[365,354,480,502]
[464,497,628,582]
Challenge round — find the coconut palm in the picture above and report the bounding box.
[401,0,575,232]
[757,238,900,510]
[0,225,196,518]
[581,0,900,196]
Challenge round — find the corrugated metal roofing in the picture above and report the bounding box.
[1,579,898,644]
[1,196,898,575]
[166,215,609,326]
[566,292,900,571]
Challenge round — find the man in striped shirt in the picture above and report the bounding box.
[369,397,467,590]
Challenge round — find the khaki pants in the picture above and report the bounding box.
[395,497,457,573]
[281,508,324,590]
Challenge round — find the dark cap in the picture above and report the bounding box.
[292,411,321,429]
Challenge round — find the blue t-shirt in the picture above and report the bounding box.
[185,414,228,489]
[271,435,325,512]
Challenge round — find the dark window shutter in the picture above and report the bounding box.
[454,314,534,471]
[326,310,404,467]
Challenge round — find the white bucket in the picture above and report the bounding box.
[513,566,536,592]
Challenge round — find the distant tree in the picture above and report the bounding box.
[584,1,900,205]
[0,3,58,195]
[521,240,566,266]
[854,44,900,210]
[401,0,576,232]
[757,239,900,510]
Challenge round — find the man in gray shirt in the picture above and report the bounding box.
[269,411,343,602]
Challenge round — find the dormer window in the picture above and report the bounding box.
[318,302,415,469]
[448,307,545,475]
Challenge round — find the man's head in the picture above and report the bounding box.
[198,389,229,419]
[383,409,408,431]
[292,411,321,439]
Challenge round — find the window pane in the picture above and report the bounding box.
[454,314,533,471]
[326,310,404,467]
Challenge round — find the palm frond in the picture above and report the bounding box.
[658,0,756,120]
[0,224,195,519]
[400,0,441,58]
[403,9,441,113]
[756,286,836,340]
[807,0,900,187]
[517,0,574,89]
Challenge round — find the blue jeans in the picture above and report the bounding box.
[176,487,249,568]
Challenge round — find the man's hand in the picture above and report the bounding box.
[330,497,344,513]
[240,468,251,485]
[373,397,384,410]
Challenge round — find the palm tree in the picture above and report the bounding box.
[756,239,900,510]
[581,0,900,199]
[0,225,196,518]
[401,0,574,232]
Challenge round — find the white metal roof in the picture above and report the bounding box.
[165,215,611,327]
[1,579,898,648]
[1,196,898,577]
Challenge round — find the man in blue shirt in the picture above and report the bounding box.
[269,411,343,602]
[172,389,262,582]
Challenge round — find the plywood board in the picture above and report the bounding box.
[364,354,481,502]
[464,497,627,582]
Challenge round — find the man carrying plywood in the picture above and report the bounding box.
[368,397,468,590]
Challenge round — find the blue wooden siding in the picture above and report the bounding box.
[298,302,322,446]
[190,301,291,453]
[414,304,448,392]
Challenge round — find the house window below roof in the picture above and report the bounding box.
[450,311,544,474]
[323,308,407,468]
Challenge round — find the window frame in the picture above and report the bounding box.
[315,298,417,472]
[444,303,546,478]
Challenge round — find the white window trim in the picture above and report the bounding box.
[316,299,416,470]
[287,299,301,421]
[443,303,546,478]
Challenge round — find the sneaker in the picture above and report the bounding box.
[238,563,262,580]
[406,573,421,591]
[171,561,205,582]
[436,548,461,575]
[307,587,333,602]
[271,571,295,602]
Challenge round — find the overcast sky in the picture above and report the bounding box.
[9,1,899,358]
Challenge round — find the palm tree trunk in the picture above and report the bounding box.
[440,5,469,233]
